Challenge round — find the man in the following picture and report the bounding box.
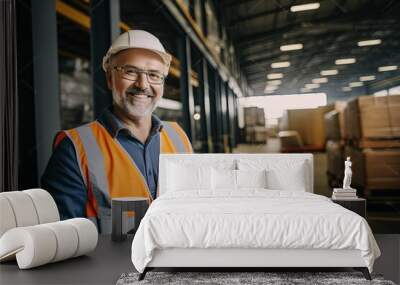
[42,30,192,233]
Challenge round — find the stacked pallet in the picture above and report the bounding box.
[329,94,400,196]
[244,107,267,144]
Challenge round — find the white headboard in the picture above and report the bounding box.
[159,153,314,196]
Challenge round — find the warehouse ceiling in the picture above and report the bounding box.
[219,0,400,98]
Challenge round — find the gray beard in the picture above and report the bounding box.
[112,90,159,119]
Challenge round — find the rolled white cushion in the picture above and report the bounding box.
[0,218,98,269]
[64,218,98,257]
[0,191,39,227]
[42,221,79,262]
[0,226,57,269]
[23,189,60,223]
[0,196,17,237]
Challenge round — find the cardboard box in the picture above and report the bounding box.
[388,94,400,136]
[257,108,266,126]
[345,146,400,190]
[244,107,258,126]
[244,107,265,127]
[278,131,303,149]
[325,110,341,140]
[334,101,347,139]
[344,94,400,139]
[364,148,400,189]
[344,99,361,139]
[245,126,267,143]
[326,140,344,178]
[283,105,333,147]
[358,96,391,138]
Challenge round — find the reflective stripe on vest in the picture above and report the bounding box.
[54,120,192,233]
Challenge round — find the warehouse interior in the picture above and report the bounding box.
[1,0,400,283]
[10,0,399,230]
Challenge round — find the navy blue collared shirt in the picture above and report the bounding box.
[41,108,163,220]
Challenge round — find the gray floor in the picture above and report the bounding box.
[374,235,400,284]
[0,230,398,284]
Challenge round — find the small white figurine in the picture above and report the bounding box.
[342,157,353,190]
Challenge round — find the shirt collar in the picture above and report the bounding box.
[98,107,163,138]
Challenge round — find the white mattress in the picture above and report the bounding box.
[131,190,380,273]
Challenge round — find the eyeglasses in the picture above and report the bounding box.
[111,65,166,85]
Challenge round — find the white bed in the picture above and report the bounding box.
[131,154,380,280]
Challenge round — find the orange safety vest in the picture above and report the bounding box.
[53,120,192,233]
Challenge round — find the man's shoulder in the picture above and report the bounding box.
[161,120,181,128]
[54,120,100,148]
[64,120,100,132]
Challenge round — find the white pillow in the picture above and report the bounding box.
[212,168,237,190]
[167,162,212,191]
[267,166,306,191]
[236,169,267,189]
[237,159,307,191]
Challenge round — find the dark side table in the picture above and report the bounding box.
[331,197,366,218]
[112,197,149,242]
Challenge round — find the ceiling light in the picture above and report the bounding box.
[290,2,320,12]
[312,77,328,84]
[305,83,320,89]
[359,75,375,82]
[342,87,352,92]
[264,85,278,92]
[335,58,356,65]
[267,73,283,80]
[320,69,338,76]
[349,82,363,88]
[267,80,282,86]
[357,39,382,47]
[280,43,303,51]
[271,61,290,68]
[378,65,398,72]
[301,88,311,93]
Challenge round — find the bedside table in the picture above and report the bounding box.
[331,197,366,218]
[111,197,149,242]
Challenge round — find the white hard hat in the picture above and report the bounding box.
[102,30,172,73]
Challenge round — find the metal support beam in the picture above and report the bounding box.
[220,80,230,153]
[234,96,240,146]
[31,0,61,180]
[177,35,195,142]
[200,0,208,37]
[89,0,120,118]
[227,87,237,149]
[197,57,213,152]
[208,66,224,153]
[160,0,245,97]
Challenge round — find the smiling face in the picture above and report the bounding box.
[106,48,166,120]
